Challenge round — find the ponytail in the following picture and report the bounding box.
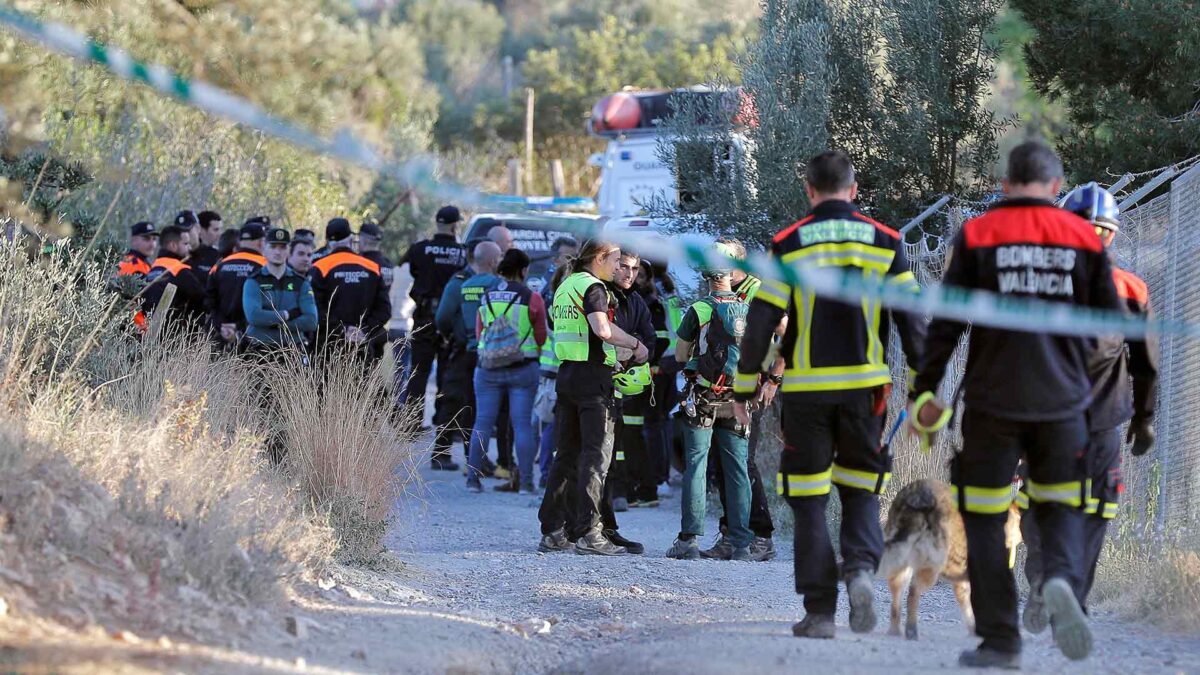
[569,239,619,275]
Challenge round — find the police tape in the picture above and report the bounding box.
[607,230,1200,342]
[0,5,481,205]
[4,6,1199,342]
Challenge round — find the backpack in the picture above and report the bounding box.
[478,293,529,369]
[695,295,748,388]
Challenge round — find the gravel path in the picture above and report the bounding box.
[287,467,1200,674]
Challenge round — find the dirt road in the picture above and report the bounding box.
[279,469,1200,674]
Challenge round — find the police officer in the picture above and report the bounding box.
[432,240,500,471]
[143,224,207,328]
[206,220,267,348]
[243,227,318,353]
[912,143,1121,667]
[191,210,224,278]
[733,150,926,639]
[309,217,391,361]
[1020,183,1159,635]
[357,221,396,361]
[668,243,755,562]
[401,207,469,425]
[537,240,649,556]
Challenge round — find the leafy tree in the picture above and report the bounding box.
[654,0,1006,244]
[1010,0,1200,179]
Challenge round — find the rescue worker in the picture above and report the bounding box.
[143,224,207,328]
[647,261,682,497]
[217,228,239,259]
[627,260,669,507]
[599,250,658,554]
[357,221,396,362]
[667,243,755,561]
[309,217,391,361]
[486,223,518,478]
[400,206,469,436]
[115,220,158,331]
[535,264,571,488]
[537,236,578,298]
[911,143,1121,667]
[466,248,548,494]
[701,237,777,561]
[1020,182,1159,634]
[191,210,224,278]
[173,209,199,252]
[243,227,318,352]
[432,240,500,471]
[733,150,925,639]
[537,240,649,556]
[206,220,267,349]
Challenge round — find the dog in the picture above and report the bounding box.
[878,478,1021,640]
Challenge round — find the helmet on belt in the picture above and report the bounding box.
[1063,182,1120,232]
[613,363,652,395]
[702,242,738,280]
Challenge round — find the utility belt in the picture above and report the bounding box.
[680,375,745,435]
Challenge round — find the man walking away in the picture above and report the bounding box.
[912,143,1121,668]
[537,241,649,556]
[143,224,207,329]
[206,220,267,349]
[401,207,469,430]
[466,248,547,494]
[432,240,500,471]
[309,218,391,362]
[1020,183,1159,636]
[734,151,925,639]
[667,243,754,562]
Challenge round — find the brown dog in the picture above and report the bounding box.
[878,478,1021,640]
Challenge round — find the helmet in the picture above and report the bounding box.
[613,363,652,396]
[1063,182,1120,232]
[702,241,738,279]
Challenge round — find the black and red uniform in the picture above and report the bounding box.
[914,197,1121,655]
[309,248,391,359]
[1021,265,1159,607]
[143,252,207,327]
[206,248,266,338]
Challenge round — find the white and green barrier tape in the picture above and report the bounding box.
[4,4,1199,343]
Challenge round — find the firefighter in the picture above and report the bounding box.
[666,243,755,561]
[206,220,267,349]
[626,261,670,508]
[702,237,777,561]
[536,240,649,557]
[143,225,207,329]
[115,221,158,331]
[911,143,1121,667]
[190,210,224,279]
[1020,183,1159,635]
[597,250,657,554]
[733,151,925,639]
[400,207,469,441]
[309,217,391,361]
[646,261,682,497]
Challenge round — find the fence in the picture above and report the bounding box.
[886,162,1200,538]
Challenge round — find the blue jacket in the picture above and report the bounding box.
[243,266,318,347]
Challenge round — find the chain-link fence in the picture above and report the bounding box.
[886,163,1200,537]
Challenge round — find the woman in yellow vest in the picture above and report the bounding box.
[536,240,650,556]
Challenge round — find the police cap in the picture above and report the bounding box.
[239,220,267,241]
[131,221,159,237]
[436,205,462,225]
[174,210,199,230]
[326,217,352,242]
[359,221,383,240]
[266,227,291,245]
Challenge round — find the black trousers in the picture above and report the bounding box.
[780,392,887,616]
[610,392,656,503]
[538,389,617,539]
[404,317,442,410]
[432,349,477,462]
[1022,425,1121,610]
[645,371,676,484]
[958,408,1089,654]
[712,405,775,538]
[496,397,514,470]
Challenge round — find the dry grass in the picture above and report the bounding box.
[0,231,419,636]
[1091,537,1200,632]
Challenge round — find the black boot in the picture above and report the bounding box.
[603,528,644,555]
[957,647,1021,670]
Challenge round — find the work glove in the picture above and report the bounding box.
[1127,417,1155,457]
[907,392,951,454]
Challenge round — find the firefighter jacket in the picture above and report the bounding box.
[400,233,467,320]
[735,200,925,402]
[243,265,318,348]
[309,248,391,350]
[638,286,672,365]
[1087,265,1159,431]
[206,248,266,332]
[143,252,207,325]
[913,197,1121,421]
[611,284,657,361]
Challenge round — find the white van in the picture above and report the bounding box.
[601,215,714,299]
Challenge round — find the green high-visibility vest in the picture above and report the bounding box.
[735,274,761,303]
[665,293,683,356]
[540,332,560,373]
[552,272,616,366]
[478,280,539,361]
